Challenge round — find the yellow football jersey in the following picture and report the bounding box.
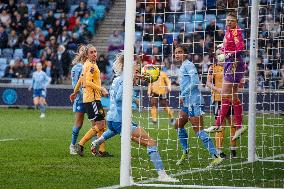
[149,71,171,95]
[211,65,223,102]
[74,60,101,103]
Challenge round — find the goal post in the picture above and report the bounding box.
[248,0,260,162]
[120,0,136,186]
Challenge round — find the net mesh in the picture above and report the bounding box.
[130,0,284,187]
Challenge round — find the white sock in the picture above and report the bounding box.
[158,170,167,177]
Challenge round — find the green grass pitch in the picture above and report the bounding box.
[0,108,283,188]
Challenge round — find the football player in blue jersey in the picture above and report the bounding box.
[69,45,87,155]
[29,62,51,118]
[174,45,223,168]
[90,52,179,182]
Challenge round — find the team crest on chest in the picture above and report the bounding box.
[90,67,94,74]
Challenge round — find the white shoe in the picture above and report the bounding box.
[204,126,222,133]
[158,174,179,182]
[170,119,176,126]
[40,113,45,118]
[232,127,247,140]
[69,144,77,155]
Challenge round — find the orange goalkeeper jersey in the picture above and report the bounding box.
[148,71,171,95]
[74,60,101,103]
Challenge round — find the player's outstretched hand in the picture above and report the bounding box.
[70,93,77,102]
[179,97,184,105]
[101,87,109,97]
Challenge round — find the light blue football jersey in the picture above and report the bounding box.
[71,63,83,103]
[179,59,204,107]
[107,75,123,122]
[32,71,51,90]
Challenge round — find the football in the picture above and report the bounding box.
[141,65,160,83]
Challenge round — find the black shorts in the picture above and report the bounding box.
[84,100,105,121]
[214,101,234,119]
[152,93,168,100]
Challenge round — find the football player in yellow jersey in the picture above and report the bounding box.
[147,70,174,125]
[70,44,112,157]
[206,47,237,158]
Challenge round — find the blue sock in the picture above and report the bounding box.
[102,129,117,140]
[71,127,81,145]
[177,128,189,154]
[197,130,217,157]
[38,103,46,113]
[147,146,164,171]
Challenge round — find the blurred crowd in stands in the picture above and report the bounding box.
[0,0,283,90]
[0,0,112,84]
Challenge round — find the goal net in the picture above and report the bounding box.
[122,0,284,188]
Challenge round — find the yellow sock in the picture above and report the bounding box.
[215,127,225,150]
[230,126,237,147]
[79,126,99,146]
[97,127,106,152]
[151,106,157,122]
[164,107,173,119]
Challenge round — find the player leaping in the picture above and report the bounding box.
[206,45,238,158]
[205,11,246,140]
[174,45,223,168]
[91,52,179,182]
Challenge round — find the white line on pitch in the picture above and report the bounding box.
[0,138,19,142]
[96,185,120,189]
[134,183,282,189]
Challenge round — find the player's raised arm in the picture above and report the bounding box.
[147,82,152,96]
[164,72,171,92]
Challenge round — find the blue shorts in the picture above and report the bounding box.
[33,89,46,98]
[107,121,138,135]
[181,104,205,118]
[73,101,85,113]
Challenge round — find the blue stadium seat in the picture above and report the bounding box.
[14,49,24,59]
[194,13,204,22]
[35,20,44,28]
[154,41,162,48]
[95,5,106,20]
[216,22,225,30]
[186,23,194,33]
[1,48,13,59]
[205,14,216,23]
[0,58,7,65]
[142,41,151,53]
[165,22,174,33]
[179,13,192,23]
[54,13,61,19]
[69,5,78,14]
[0,58,7,78]
[175,22,185,32]
[135,32,142,41]
[88,0,99,10]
